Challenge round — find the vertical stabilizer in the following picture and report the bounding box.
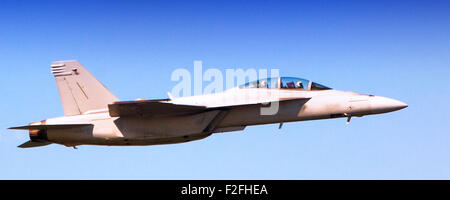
[51,60,119,116]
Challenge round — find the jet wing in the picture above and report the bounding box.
[108,97,310,118]
[108,100,208,117]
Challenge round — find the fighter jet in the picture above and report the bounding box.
[9,60,407,148]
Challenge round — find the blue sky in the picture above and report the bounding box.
[0,0,449,179]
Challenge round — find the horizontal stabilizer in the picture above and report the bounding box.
[18,140,52,148]
[9,124,93,130]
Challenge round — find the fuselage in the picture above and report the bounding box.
[41,88,407,147]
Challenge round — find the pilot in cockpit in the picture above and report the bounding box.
[255,80,260,88]
[286,81,295,88]
[296,81,304,89]
[260,80,267,88]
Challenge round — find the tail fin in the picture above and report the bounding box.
[51,60,119,116]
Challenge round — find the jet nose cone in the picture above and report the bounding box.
[370,96,408,114]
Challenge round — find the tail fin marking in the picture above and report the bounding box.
[51,60,119,116]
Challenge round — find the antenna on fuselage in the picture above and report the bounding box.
[279,122,283,129]
[344,113,352,124]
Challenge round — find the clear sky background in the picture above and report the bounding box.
[0,0,449,179]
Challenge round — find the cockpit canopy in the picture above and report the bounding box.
[239,77,331,91]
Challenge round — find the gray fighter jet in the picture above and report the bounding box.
[10,60,407,148]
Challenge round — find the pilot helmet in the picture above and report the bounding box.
[260,80,267,88]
